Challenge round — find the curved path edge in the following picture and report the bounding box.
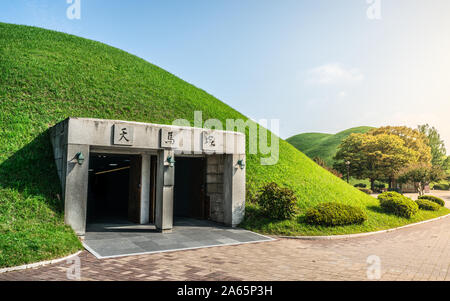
[279,213,450,241]
[0,251,83,274]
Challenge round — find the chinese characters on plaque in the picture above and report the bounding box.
[113,124,134,146]
[202,131,222,152]
[160,128,180,149]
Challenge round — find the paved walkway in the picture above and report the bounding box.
[1,193,449,281]
[84,218,273,258]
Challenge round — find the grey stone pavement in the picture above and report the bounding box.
[0,191,449,281]
[84,218,273,258]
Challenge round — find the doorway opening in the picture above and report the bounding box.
[173,157,208,221]
[87,153,143,224]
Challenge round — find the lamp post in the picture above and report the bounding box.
[345,161,351,183]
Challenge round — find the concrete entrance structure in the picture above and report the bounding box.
[49,117,246,235]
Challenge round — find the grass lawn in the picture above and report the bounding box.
[0,22,447,267]
[0,188,82,267]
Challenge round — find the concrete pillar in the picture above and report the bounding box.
[155,149,174,232]
[206,155,225,223]
[64,144,90,235]
[223,154,246,227]
[139,154,151,224]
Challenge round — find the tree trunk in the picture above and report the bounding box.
[388,177,394,190]
[415,183,421,196]
[370,179,375,191]
[418,182,425,196]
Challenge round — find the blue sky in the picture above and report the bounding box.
[2,0,450,149]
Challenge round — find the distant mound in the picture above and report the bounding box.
[0,23,375,267]
[287,126,374,166]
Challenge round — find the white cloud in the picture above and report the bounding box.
[306,63,364,85]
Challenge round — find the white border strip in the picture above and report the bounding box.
[0,251,83,274]
[83,230,275,259]
[280,213,450,241]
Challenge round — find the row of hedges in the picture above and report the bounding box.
[354,181,385,192]
[377,192,446,217]
[432,183,450,190]
[254,183,445,228]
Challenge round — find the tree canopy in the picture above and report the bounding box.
[368,126,432,165]
[417,124,447,168]
[334,132,417,189]
[334,126,434,190]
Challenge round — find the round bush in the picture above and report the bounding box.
[415,199,440,211]
[305,202,368,226]
[258,182,297,220]
[358,188,373,194]
[418,195,445,207]
[378,192,418,218]
[354,183,367,188]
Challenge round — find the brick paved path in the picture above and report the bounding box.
[1,213,449,281]
[2,193,449,281]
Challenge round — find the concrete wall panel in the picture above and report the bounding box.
[64,144,89,235]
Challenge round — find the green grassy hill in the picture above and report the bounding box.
[0,23,448,268]
[287,126,374,166]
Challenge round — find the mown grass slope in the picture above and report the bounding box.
[287,126,374,166]
[0,23,448,267]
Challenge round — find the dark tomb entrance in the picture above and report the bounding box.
[173,157,208,221]
[87,153,142,224]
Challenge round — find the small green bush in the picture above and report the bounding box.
[418,195,445,207]
[373,181,385,188]
[258,182,297,220]
[378,192,419,218]
[354,183,366,188]
[305,202,368,226]
[432,183,449,191]
[415,199,440,211]
[373,181,386,193]
[358,188,373,194]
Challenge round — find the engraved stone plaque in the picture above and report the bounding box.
[113,124,134,146]
[160,128,180,149]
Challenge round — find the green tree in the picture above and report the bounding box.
[444,156,450,173]
[368,126,432,165]
[417,124,447,168]
[397,164,445,196]
[334,133,416,190]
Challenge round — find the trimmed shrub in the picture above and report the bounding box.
[258,182,297,220]
[418,195,445,207]
[354,183,367,188]
[415,199,440,211]
[358,188,373,194]
[373,181,386,193]
[378,192,419,218]
[432,183,449,191]
[305,202,368,226]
